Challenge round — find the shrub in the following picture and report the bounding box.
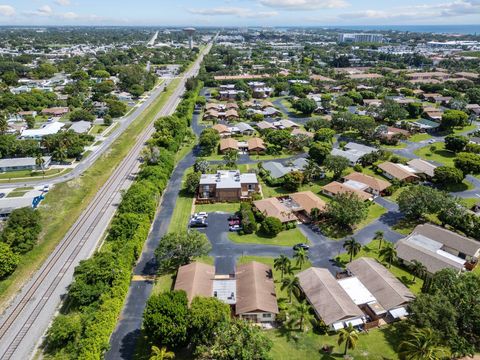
[260,217,283,237]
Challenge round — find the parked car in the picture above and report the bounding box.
[0,193,5,199]
[428,139,435,144]
[293,243,310,251]
[228,215,240,221]
[189,219,208,228]
[229,225,242,232]
[229,219,241,226]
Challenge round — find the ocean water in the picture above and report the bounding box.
[324,25,480,35]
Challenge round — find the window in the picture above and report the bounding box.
[262,313,272,318]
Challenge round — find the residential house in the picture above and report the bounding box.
[68,120,92,134]
[322,181,373,201]
[174,262,215,304]
[20,122,65,140]
[396,224,480,274]
[406,159,437,178]
[41,107,69,116]
[247,138,266,154]
[253,197,297,223]
[198,170,259,201]
[0,156,52,172]
[331,142,377,166]
[272,119,300,129]
[377,162,419,182]
[212,124,231,137]
[342,172,391,196]
[219,138,239,153]
[256,121,276,130]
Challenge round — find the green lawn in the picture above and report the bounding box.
[0,168,62,180]
[461,198,479,209]
[335,239,424,294]
[413,142,456,167]
[229,228,308,247]
[195,202,240,214]
[266,326,400,360]
[357,203,387,229]
[408,133,432,142]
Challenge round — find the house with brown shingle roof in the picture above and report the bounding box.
[253,197,297,223]
[322,181,373,201]
[235,262,279,322]
[342,172,391,196]
[174,262,215,304]
[219,138,238,153]
[377,162,419,182]
[212,124,231,137]
[247,137,266,154]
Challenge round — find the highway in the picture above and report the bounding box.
[0,43,211,360]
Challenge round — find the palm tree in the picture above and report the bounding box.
[337,324,359,355]
[281,275,299,303]
[289,300,313,332]
[374,230,384,249]
[293,247,309,269]
[149,346,175,360]
[35,153,45,176]
[409,260,427,283]
[343,237,361,262]
[379,241,397,268]
[274,255,291,280]
[399,328,445,360]
[53,146,68,164]
[303,159,323,183]
[0,114,8,135]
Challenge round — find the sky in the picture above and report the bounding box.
[0,0,479,26]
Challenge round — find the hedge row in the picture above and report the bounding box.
[43,79,203,360]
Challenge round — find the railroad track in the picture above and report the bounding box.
[0,47,208,359]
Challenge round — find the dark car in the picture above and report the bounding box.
[293,243,310,251]
[189,219,208,228]
[0,193,5,199]
[228,215,240,221]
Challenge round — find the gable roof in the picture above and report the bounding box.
[343,172,391,192]
[247,137,265,151]
[174,262,215,304]
[346,258,415,310]
[290,191,326,213]
[407,159,437,177]
[253,197,297,223]
[378,162,419,181]
[298,268,363,325]
[323,181,372,201]
[219,138,239,151]
[212,124,230,133]
[235,262,278,315]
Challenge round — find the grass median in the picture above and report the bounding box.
[0,77,183,310]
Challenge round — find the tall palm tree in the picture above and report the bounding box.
[374,230,384,250]
[294,247,309,269]
[274,255,291,280]
[289,300,313,332]
[149,346,175,360]
[337,324,359,355]
[399,328,446,360]
[53,146,68,164]
[343,237,361,262]
[35,153,45,176]
[281,275,299,303]
[379,242,397,268]
[409,260,427,283]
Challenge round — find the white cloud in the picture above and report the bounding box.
[259,0,349,10]
[342,0,480,20]
[0,5,15,16]
[60,11,79,19]
[36,5,53,16]
[55,0,71,6]
[188,7,278,18]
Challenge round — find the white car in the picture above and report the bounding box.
[427,139,435,144]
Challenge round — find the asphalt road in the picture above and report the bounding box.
[0,43,212,360]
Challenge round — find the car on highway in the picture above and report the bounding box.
[293,243,310,251]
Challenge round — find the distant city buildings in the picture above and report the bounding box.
[338,33,384,43]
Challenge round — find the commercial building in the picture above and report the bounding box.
[338,33,384,43]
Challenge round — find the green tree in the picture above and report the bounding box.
[143,291,189,348]
[199,128,220,156]
[440,110,468,129]
[444,134,468,152]
[337,324,359,355]
[274,255,291,280]
[314,128,336,143]
[289,300,313,332]
[35,153,45,175]
[52,146,68,163]
[189,297,231,347]
[454,152,480,174]
[336,96,354,109]
[324,154,349,179]
[185,172,201,194]
[149,346,175,360]
[0,243,19,279]
[433,166,464,185]
[409,260,427,283]
[44,313,82,354]
[283,171,304,191]
[374,230,384,249]
[197,319,273,360]
[293,98,317,115]
[379,241,397,268]
[223,149,238,168]
[260,217,283,237]
[281,275,300,303]
[69,109,95,122]
[155,231,212,274]
[399,328,446,360]
[302,158,324,182]
[397,185,453,220]
[325,192,368,229]
[343,237,361,262]
[308,141,332,165]
[293,247,309,268]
